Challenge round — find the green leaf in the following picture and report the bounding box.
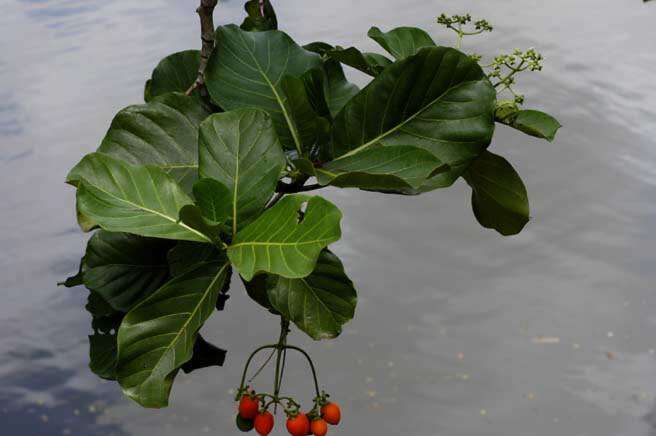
[280,75,325,153]
[87,291,120,322]
[332,47,496,190]
[198,109,286,235]
[463,150,529,236]
[168,242,221,277]
[300,63,359,121]
[299,69,332,120]
[242,274,276,312]
[83,231,174,312]
[116,259,231,408]
[297,146,447,192]
[504,109,561,142]
[368,26,436,60]
[227,194,342,281]
[177,178,233,243]
[267,250,357,340]
[67,93,211,193]
[328,46,392,77]
[240,0,277,31]
[303,42,334,56]
[180,335,226,374]
[205,24,322,153]
[73,153,210,243]
[89,332,119,380]
[76,205,98,232]
[144,79,152,102]
[297,48,360,119]
[178,205,226,244]
[146,50,201,101]
[193,178,233,224]
[86,291,123,380]
[323,60,360,117]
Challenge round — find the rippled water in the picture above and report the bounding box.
[1,0,656,435]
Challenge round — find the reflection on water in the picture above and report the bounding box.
[1,0,655,435]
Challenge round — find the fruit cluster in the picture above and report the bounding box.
[236,388,341,436]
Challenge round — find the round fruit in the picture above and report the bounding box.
[236,414,255,432]
[310,419,328,436]
[239,395,260,420]
[254,411,275,436]
[286,413,310,436]
[320,403,341,426]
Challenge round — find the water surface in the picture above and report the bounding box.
[1,0,656,435]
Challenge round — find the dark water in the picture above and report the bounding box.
[1,0,656,435]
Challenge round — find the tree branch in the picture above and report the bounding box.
[186,0,219,95]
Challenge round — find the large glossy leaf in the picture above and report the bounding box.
[323,60,360,117]
[116,259,231,408]
[463,150,529,236]
[242,274,276,312]
[304,41,392,77]
[280,75,326,153]
[504,109,561,142]
[267,250,357,340]
[327,46,392,77]
[240,0,277,31]
[86,291,123,380]
[198,109,286,235]
[332,47,496,190]
[296,146,447,192]
[84,231,173,312]
[67,92,211,193]
[205,24,322,153]
[168,241,221,277]
[301,63,359,121]
[89,331,119,380]
[178,205,226,244]
[227,194,342,281]
[299,69,332,120]
[178,179,232,243]
[192,178,233,224]
[73,153,210,243]
[368,26,436,60]
[146,51,201,101]
[169,242,233,311]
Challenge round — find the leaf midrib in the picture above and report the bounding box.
[230,238,335,248]
[236,31,304,155]
[148,262,228,377]
[128,262,229,388]
[81,180,210,243]
[337,78,481,159]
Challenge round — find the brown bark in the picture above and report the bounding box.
[185,0,219,95]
